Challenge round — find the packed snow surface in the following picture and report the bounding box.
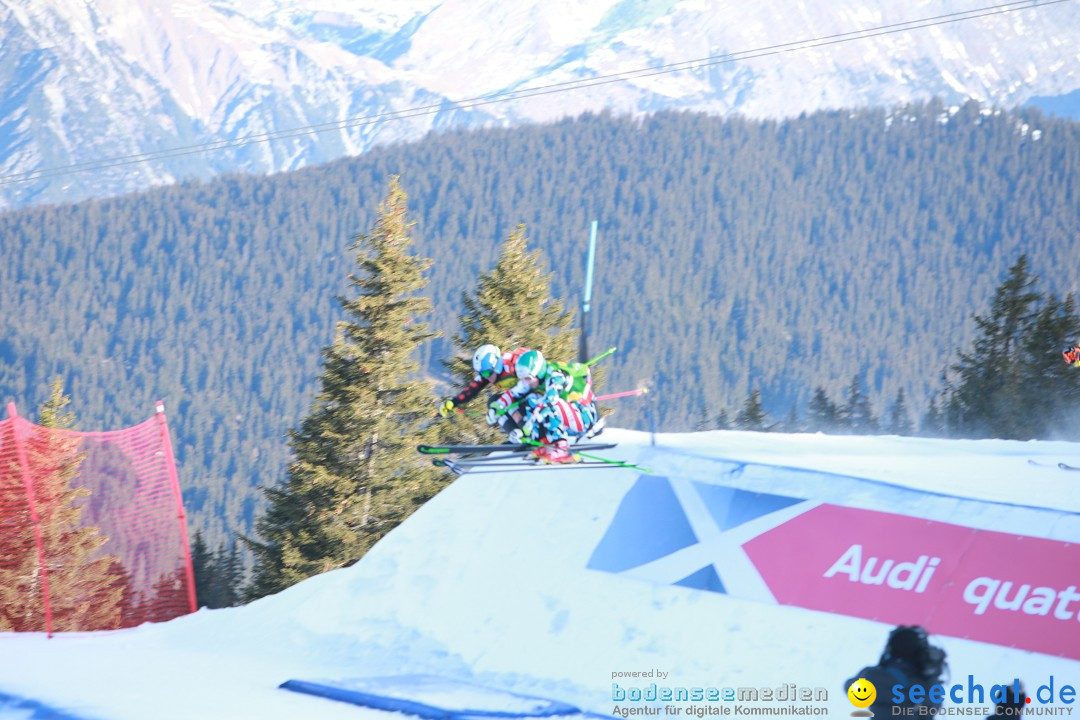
[1,428,1077,719]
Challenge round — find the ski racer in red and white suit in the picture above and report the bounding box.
[438,344,531,433]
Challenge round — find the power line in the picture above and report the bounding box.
[0,0,1070,187]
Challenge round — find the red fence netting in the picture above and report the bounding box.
[0,402,196,634]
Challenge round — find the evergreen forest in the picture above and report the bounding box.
[2,101,1079,556]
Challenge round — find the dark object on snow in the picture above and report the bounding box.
[989,681,1026,718]
[844,625,949,717]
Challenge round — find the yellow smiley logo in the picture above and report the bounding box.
[848,677,877,709]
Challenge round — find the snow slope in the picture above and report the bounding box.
[0,428,1077,719]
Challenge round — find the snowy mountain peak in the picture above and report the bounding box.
[1,0,1078,209]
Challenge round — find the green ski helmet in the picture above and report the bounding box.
[515,349,547,380]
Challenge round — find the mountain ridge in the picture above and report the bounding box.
[1,0,1078,209]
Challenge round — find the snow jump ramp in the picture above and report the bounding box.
[278,429,1080,717]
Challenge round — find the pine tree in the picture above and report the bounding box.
[442,224,576,443]
[842,374,878,434]
[246,177,445,599]
[949,255,1042,438]
[887,388,914,436]
[929,370,957,437]
[734,389,768,431]
[0,378,129,631]
[807,386,841,433]
[210,541,243,608]
[780,405,802,433]
[1018,293,1080,438]
[694,401,712,431]
[921,396,945,437]
[944,391,964,436]
[136,567,191,624]
[191,532,241,609]
[714,408,731,430]
[191,531,214,608]
[195,537,246,613]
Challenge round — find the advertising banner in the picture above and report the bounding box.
[588,474,1080,659]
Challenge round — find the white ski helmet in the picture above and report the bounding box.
[472,344,504,378]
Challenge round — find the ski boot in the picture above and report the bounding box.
[531,438,579,464]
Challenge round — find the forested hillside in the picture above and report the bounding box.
[2,102,1078,546]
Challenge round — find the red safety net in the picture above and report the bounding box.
[0,402,196,634]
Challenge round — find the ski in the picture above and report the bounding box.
[435,458,629,475]
[1059,463,1080,472]
[432,453,535,465]
[429,441,651,474]
[418,442,616,455]
[418,443,530,455]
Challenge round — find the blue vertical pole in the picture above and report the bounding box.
[580,220,598,363]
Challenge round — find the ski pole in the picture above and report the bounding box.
[573,450,652,473]
[586,347,617,366]
[436,402,485,419]
[497,381,644,418]
[596,387,649,402]
[496,392,548,420]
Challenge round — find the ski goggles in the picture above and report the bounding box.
[476,356,503,379]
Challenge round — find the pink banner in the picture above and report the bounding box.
[743,504,1080,659]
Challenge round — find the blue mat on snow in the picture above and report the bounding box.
[0,690,91,720]
[280,674,612,719]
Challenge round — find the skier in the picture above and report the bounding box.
[437,344,532,435]
[493,349,602,463]
[1063,345,1080,367]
